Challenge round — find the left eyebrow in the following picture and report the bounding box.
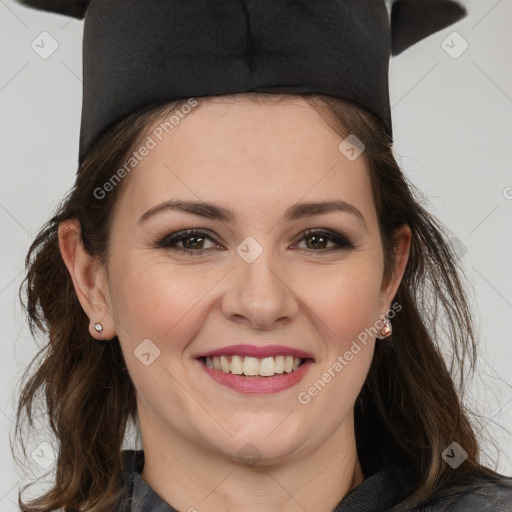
[138,199,367,230]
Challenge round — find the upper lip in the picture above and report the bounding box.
[195,344,315,360]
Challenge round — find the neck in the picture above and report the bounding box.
[138,408,365,512]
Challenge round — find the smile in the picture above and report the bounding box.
[195,345,315,394]
[202,355,304,377]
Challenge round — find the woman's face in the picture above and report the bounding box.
[102,98,409,464]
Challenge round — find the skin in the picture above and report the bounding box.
[59,97,411,512]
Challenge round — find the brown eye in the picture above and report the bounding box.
[180,234,207,250]
[292,229,354,253]
[158,229,220,255]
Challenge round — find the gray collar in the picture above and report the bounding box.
[119,450,418,512]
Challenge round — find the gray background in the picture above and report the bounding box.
[1,0,511,509]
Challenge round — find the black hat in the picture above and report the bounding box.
[18,0,466,165]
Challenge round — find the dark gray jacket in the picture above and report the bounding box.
[118,450,512,511]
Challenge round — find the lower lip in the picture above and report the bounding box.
[198,358,314,394]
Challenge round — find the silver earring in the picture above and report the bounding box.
[377,316,392,340]
[94,322,104,333]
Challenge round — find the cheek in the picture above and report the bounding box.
[107,257,213,414]
[107,256,211,351]
[301,260,384,347]
[294,266,380,423]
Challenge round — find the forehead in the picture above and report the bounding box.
[117,98,374,221]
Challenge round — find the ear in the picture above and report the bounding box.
[58,219,116,340]
[379,224,411,312]
[391,0,467,56]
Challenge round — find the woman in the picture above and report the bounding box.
[13,0,512,511]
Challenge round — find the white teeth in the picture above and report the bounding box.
[203,354,306,376]
[230,355,244,374]
[274,355,285,373]
[243,356,260,375]
[220,355,230,373]
[259,357,275,376]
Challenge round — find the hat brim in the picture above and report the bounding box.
[17,0,89,19]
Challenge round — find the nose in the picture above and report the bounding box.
[221,245,298,331]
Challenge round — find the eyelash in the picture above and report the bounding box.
[156,228,354,256]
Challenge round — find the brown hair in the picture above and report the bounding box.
[13,93,509,511]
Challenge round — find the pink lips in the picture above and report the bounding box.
[195,344,314,360]
[195,344,315,394]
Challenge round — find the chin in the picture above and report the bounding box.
[205,427,309,466]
